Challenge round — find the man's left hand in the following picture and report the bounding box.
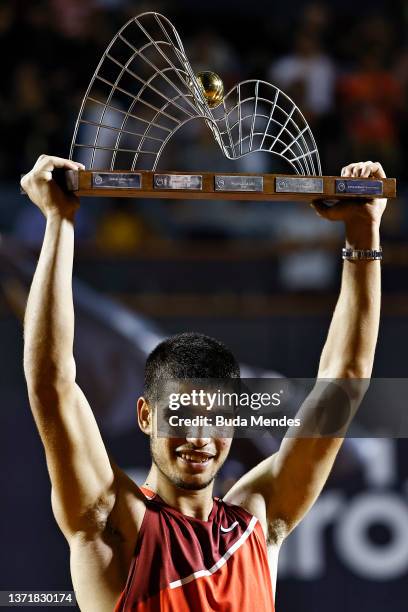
[311,161,387,228]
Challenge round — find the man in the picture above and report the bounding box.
[21,156,386,611]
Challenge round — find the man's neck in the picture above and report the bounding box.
[144,466,215,521]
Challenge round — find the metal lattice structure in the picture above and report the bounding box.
[70,12,322,176]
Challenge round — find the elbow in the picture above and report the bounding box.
[319,360,373,382]
[24,358,76,396]
[338,365,373,400]
[317,367,371,403]
[331,375,371,404]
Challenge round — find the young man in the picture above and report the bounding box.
[21,157,386,611]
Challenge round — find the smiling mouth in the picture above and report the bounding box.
[176,451,215,465]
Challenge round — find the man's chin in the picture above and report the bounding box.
[171,473,216,491]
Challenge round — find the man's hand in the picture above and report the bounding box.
[20,154,84,218]
[311,161,387,229]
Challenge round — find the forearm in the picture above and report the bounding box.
[318,222,381,379]
[24,211,77,390]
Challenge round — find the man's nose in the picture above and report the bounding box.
[185,435,211,447]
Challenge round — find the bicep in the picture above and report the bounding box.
[266,436,343,534]
[28,382,116,537]
[224,381,359,538]
[225,437,343,541]
[264,379,363,533]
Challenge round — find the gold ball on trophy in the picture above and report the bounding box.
[195,71,224,108]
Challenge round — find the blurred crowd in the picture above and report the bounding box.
[1,0,408,253]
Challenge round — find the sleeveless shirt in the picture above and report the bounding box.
[114,486,275,611]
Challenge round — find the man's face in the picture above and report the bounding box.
[149,429,232,491]
[145,383,233,491]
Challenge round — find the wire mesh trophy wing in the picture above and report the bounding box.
[70,12,217,171]
[66,11,395,201]
[211,80,321,175]
[69,12,321,176]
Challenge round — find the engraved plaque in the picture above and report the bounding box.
[92,172,141,189]
[154,174,202,190]
[215,175,264,192]
[275,177,324,193]
[335,179,383,196]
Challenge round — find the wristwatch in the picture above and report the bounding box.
[342,247,383,261]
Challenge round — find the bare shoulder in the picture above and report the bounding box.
[69,463,147,552]
[223,456,284,592]
[68,465,148,612]
[223,484,268,534]
[223,453,286,546]
[108,463,147,537]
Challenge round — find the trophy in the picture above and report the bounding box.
[58,13,398,202]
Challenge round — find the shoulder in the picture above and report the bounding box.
[222,487,268,534]
[222,454,286,546]
[108,465,148,538]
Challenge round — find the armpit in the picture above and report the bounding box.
[267,517,287,546]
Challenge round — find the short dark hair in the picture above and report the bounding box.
[144,332,240,402]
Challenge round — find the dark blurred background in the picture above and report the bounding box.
[0,0,407,610]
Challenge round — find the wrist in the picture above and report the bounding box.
[345,222,380,250]
[45,207,76,224]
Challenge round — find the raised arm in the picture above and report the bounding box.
[315,164,384,381]
[224,161,386,542]
[21,155,117,540]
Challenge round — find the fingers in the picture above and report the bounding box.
[341,161,386,179]
[312,161,387,224]
[368,161,386,179]
[310,201,327,217]
[310,201,337,220]
[34,154,85,173]
[21,155,85,190]
[311,200,353,222]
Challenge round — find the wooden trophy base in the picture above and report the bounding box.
[63,170,396,203]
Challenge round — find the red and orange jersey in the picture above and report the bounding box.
[115,486,274,611]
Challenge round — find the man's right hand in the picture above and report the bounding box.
[20,154,84,218]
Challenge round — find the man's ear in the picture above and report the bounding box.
[137,396,153,435]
